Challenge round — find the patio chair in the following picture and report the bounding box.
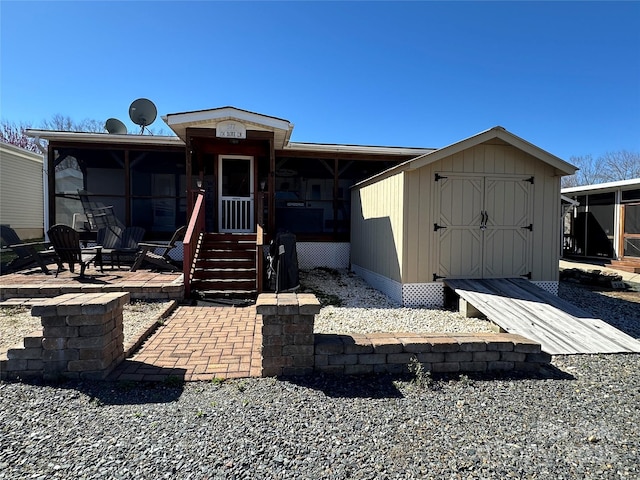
[47,224,103,278]
[107,226,146,269]
[0,225,55,274]
[130,226,186,272]
[77,190,124,231]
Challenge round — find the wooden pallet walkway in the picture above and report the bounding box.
[444,278,640,355]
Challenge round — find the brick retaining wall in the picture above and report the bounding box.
[1,292,129,381]
[256,293,551,376]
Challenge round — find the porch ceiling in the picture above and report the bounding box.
[163,106,294,148]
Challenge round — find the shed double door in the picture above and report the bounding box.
[436,174,533,280]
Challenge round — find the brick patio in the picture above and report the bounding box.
[109,305,262,382]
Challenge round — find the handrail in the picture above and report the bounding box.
[183,191,205,298]
[256,223,264,293]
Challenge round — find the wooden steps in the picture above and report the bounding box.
[190,233,258,299]
[605,260,640,273]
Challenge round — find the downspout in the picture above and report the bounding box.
[33,136,49,240]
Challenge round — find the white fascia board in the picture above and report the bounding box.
[165,108,293,132]
[407,127,577,176]
[284,142,434,156]
[25,129,185,146]
[562,178,640,194]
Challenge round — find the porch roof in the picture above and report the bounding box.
[163,106,295,148]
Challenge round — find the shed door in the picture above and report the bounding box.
[436,174,532,280]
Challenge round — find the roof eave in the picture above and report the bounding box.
[25,129,185,146]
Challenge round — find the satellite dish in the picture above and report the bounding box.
[105,118,127,135]
[129,98,157,134]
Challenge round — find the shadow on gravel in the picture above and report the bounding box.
[283,365,575,397]
[284,373,405,399]
[4,376,185,405]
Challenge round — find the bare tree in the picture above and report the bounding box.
[0,119,39,152]
[562,154,605,188]
[599,150,640,182]
[40,114,104,133]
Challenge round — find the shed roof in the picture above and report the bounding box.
[354,126,577,188]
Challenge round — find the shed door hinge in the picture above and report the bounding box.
[521,223,533,231]
[521,272,532,280]
[435,173,448,182]
[434,223,447,232]
[523,176,534,184]
[433,273,446,281]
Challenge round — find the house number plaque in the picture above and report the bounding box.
[216,121,246,139]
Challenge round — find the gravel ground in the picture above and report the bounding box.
[1,270,639,479]
[0,301,172,353]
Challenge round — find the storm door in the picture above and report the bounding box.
[218,155,254,233]
[436,174,532,280]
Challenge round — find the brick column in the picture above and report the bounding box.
[30,292,129,381]
[256,293,321,377]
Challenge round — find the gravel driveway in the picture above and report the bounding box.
[1,269,638,479]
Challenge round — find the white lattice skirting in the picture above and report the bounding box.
[532,281,559,296]
[296,242,350,270]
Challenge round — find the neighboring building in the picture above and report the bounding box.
[0,141,44,239]
[562,178,640,272]
[26,107,576,302]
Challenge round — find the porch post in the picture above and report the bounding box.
[268,135,276,235]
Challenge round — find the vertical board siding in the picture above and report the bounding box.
[0,144,44,236]
[403,142,561,284]
[351,173,404,282]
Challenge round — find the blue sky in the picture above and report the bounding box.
[1,1,639,160]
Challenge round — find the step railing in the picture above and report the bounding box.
[256,223,264,293]
[183,191,205,298]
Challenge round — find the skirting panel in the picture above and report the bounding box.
[351,264,403,305]
[532,281,559,296]
[402,283,446,308]
[297,242,350,270]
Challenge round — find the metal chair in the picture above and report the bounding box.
[47,224,103,278]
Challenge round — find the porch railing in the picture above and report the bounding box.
[183,191,205,298]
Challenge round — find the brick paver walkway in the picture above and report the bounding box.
[110,305,262,382]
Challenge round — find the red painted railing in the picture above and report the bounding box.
[183,191,205,298]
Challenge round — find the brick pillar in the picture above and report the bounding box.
[30,292,129,381]
[256,293,321,377]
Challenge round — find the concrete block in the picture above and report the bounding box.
[314,365,345,375]
[358,353,386,365]
[67,359,109,372]
[7,348,42,360]
[432,362,460,373]
[500,352,526,362]
[459,361,487,372]
[473,351,500,362]
[328,354,358,365]
[344,364,374,375]
[67,336,111,349]
[291,355,315,367]
[370,337,403,354]
[488,361,514,371]
[282,366,313,376]
[42,349,79,362]
[387,353,415,365]
[42,326,79,338]
[314,335,344,355]
[282,345,314,356]
[526,352,552,364]
[445,351,473,362]
[416,352,445,363]
[314,354,329,367]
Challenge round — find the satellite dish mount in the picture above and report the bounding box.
[129,98,157,135]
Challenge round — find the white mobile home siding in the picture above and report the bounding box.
[0,142,44,239]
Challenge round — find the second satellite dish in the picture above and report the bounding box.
[129,98,157,134]
[105,118,127,135]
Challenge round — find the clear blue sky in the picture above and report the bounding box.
[1,1,639,161]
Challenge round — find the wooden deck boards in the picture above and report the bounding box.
[444,278,640,355]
